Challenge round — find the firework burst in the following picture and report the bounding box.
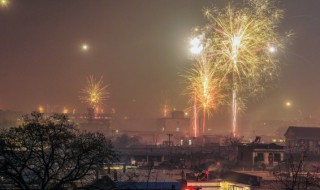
[198,0,286,136]
[185,58,224,134]
[80,76,109,109]
[0,0,8,8]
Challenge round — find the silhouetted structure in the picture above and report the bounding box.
[157,111,190,137]
[238,143,284,169]
[285,126,320,154]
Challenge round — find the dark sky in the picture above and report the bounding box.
[0,0,319,123]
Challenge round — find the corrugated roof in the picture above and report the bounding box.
[285,126,320,139]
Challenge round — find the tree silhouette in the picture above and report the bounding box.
[0,112,117,190]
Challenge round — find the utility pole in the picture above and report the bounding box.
[167,133,173,163]
[167,133,173,147]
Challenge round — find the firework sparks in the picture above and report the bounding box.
[185,58,224,134]
[80,76,109,109]
[0,0,8,8]
[161,104,170,117]
[200,0,285,136]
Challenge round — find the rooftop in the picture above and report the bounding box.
[238,143,284,150]
[285,126,320,139]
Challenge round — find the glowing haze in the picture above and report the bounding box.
[0,1,319,133]
[190,0,287,136]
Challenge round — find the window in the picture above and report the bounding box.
[274,153,281,161]
[255,153,264,162]
[228,185,244,190]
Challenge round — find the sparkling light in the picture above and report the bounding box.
[0,0,8,7]
[190,36,204,55]
[79,76,109,109]
[200,1,285,137]
[269,46,277,53]
[162,104,169,117]
[185,58,224,134]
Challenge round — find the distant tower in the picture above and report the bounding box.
[87,107,95,122]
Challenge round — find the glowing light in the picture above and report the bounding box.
[231,35,242,63]
[268,46,277,53]
[162,104,169,117]
[198,1,285,137]
[38,106,44,113]
[185,59,224,134]
[285,101,291,107]
[193,96,198,137]
[190,36,203,55]
[0,0,8,7]
[232,90,237,137]
[79,76,109,109]
[63,107,69,114]
[81,43,89,51]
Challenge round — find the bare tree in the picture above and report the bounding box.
[222,135,243,161]
[113,134,142,148]
[0,112,117,190]
[273,145,320,190]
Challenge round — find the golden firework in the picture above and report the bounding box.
[185,57,224,133]
[0,0,8,8]
[80,76,109,109]
[198,0,286,136]
[204,1,284,99]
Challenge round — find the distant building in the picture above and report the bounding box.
[284,126,320,154]
[77,108,112,135]
[157,111,190,137]
[238,143,284,169]
[0,110,23,129]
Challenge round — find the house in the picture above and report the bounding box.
[237,143,284,169]
[284,126,320,153]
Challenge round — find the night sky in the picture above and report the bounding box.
[0,0,319,125]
